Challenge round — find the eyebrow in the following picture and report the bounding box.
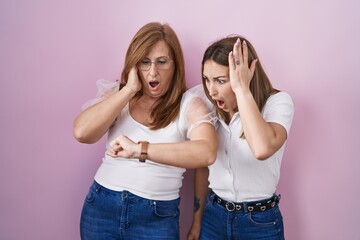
[213,76,228,79]
[206,76,228,81]
[203,74,228,79]
[144,56,169,59]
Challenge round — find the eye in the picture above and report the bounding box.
[216,79,225,84]
[141,58,151,65]
[156,58,168,65]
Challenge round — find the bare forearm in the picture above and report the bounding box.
[187,167,209,240]
[106,123,217,168]
[147,139,216,168]
[73,87,135,143]
[193,167,209,221]
[235,90,283,159]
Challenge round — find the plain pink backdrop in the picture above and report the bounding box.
[1,0,359,239]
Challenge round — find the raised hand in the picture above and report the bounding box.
[125,67,142,94]
[228,38,258,94]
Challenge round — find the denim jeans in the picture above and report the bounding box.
[80,181,180,240]
[200,192,284,240]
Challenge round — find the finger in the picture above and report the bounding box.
[109,139,117,147]
[233,38,242,66]
[228,51,235,70]
[237,38,244,64]
[250,59,258,75]
[106,150,116,157]
[114,145,123,152]
[110,138,121,146]
[242,40,249,67]
[110,141,119,149]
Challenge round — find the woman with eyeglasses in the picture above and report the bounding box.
[187,36,294,240]
[73,22,217,240]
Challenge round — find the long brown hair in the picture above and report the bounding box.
[120,22,186,130]
[202,35,279,128]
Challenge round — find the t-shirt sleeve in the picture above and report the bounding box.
[81,79,120,110]
[263,92,295,135]
[178,84,217,139]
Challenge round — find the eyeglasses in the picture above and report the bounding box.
[138,57,173,71]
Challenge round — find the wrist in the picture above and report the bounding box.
[137,141,149,162]
[123,85,137,96]
[234,88,252,98]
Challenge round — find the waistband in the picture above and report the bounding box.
[212,191,280,212]
[91,181,180,203]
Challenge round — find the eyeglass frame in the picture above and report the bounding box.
[137,56,173,71]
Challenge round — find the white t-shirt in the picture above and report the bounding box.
[209,92,295,202]
[83,81,213,200]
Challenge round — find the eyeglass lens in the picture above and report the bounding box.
[139,57,172,70]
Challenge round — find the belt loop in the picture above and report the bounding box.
[122,191,128,201]
[243,202,249,213]
[209,190,216,203]
[94,181,101,193]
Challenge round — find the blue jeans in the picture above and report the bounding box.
[80,181,180,240]
[200,192,284,240]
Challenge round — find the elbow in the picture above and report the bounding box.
[193,141,217,168]
[205,152,216,166]
[254,152,271,161]
[198,152,216,167]
[208,148,217,165]
[204,141,217,166]
[73,127,87,143]
[252,145,274,161]
[73,126,96,144]
[252,143,274,161]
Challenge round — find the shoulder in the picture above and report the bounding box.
[265,91,294,112]
[267,91,293,105]
[263,91,295,133]
[81,79,120,110]
[181,84,213,110]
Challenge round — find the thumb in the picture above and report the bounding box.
[250,59,258,75]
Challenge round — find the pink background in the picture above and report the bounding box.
[1,0,359,239]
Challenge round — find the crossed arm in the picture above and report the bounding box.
[106,97,218,169]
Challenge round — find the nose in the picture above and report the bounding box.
[207,81,217,97]
[148,63,158,77]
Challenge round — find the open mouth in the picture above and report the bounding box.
[149,81,160,89]
[216,100,225,109]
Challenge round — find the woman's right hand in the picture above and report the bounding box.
[187,224,200,240]
[106,135,141,159]
[125,67,142,93]
[228,38,257,94]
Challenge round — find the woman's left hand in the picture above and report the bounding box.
[228,38,258,93]
[106,135,140,159]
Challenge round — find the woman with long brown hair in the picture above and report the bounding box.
[188,36,294,240]
[74,22,217,240]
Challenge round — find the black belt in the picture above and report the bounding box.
[213,193,280,212]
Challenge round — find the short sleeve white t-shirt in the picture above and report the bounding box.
[208,92,294,202]
[86,82,213,200]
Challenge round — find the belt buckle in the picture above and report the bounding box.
[225,201,235,212]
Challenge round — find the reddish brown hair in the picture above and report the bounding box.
[120,22,186,130]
